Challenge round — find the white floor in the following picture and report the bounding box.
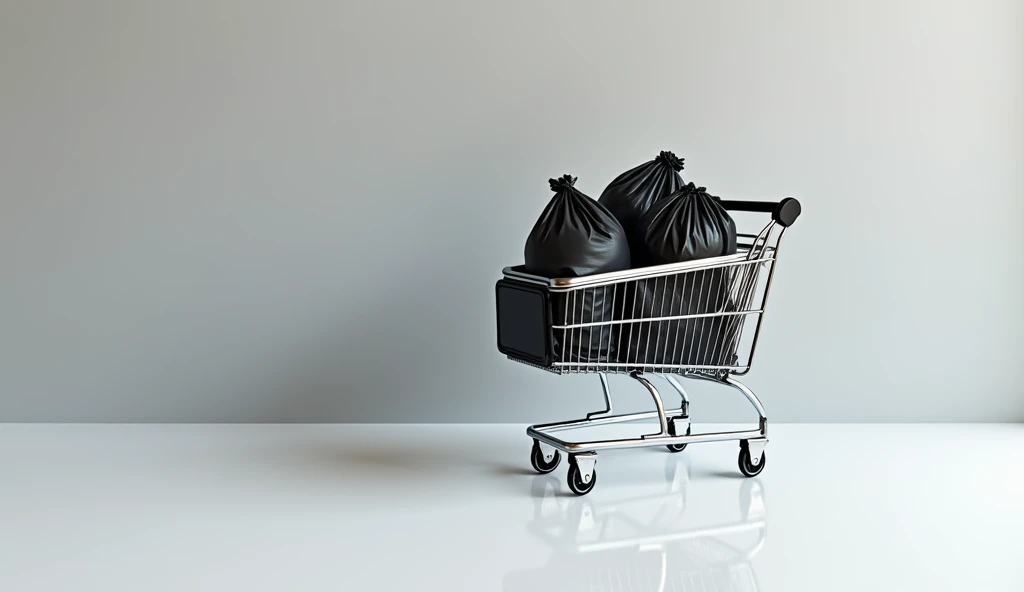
[1,423,1022,591]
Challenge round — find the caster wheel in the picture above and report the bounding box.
[530,440,561,474]
[738,445,766,477]
[567,457,597,496]
[666,418,691,453]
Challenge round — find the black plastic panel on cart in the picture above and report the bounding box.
[495,279,552,367]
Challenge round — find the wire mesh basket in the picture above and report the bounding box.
[500,244,775,376]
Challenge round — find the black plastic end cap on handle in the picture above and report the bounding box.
[719,197,802,228]
[773,197,801,227]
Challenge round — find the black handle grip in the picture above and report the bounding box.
[718,197,801,228]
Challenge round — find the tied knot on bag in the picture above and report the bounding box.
[683,181,719,201]
[549,174,578,192]
[656,151,685,172]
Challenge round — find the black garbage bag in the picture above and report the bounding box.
[617,270,742,367]
[620,183,741,367]
[525,174,631,363]
[639,182,737,264]
[598,151,686,266]
[525,174,631,277]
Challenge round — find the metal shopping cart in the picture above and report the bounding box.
[495,198,801,494]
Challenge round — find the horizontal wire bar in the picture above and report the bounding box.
[553,309,763,330]
[552,362,750,371]
[541,256,776,292]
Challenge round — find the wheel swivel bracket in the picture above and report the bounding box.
[744,438,768,466]
[572,453,597,483]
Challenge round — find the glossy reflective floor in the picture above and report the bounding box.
[1,424,1022,591]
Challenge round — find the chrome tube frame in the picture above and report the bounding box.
[526,371,767,455]
[585,373,614,420]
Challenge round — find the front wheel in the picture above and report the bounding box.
[567,459,597,496]
[738,446,766,477]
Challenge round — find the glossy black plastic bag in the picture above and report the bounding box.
[525,175,631,277]
[619,271,741,367]
[622,183,741,366]
[639,182,737,264]
[524,174,630,363]
[598,151,686,266]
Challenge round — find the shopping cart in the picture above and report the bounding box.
[496,198,801,494]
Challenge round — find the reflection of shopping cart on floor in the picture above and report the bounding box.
[496,198,801,494]
[505,463,767,592]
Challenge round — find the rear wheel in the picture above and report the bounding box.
[530,440,561,474]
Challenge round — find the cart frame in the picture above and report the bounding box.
[497,198,801,494]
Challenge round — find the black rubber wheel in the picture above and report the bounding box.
[567,459,597,496]
[738,445,766,477]
[666,420,691,453]
[530,440,561,474]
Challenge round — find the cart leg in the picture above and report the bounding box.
[662,375,691,451]
[586,372,614,420]
[723,375,768,475]
[630,371,669,437]
[663,375,690,417]
[722,375,767,435]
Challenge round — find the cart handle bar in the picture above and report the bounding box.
[719,197,801,228]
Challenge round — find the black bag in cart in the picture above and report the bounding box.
[622,183,740,367]
[524,174,630,363]
[598,151,686,266]
[621,272,741,367]
[639,182,737,265]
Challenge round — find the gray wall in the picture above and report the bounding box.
[2,0,1022,423]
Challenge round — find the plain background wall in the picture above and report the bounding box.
[2,0,1022,423]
